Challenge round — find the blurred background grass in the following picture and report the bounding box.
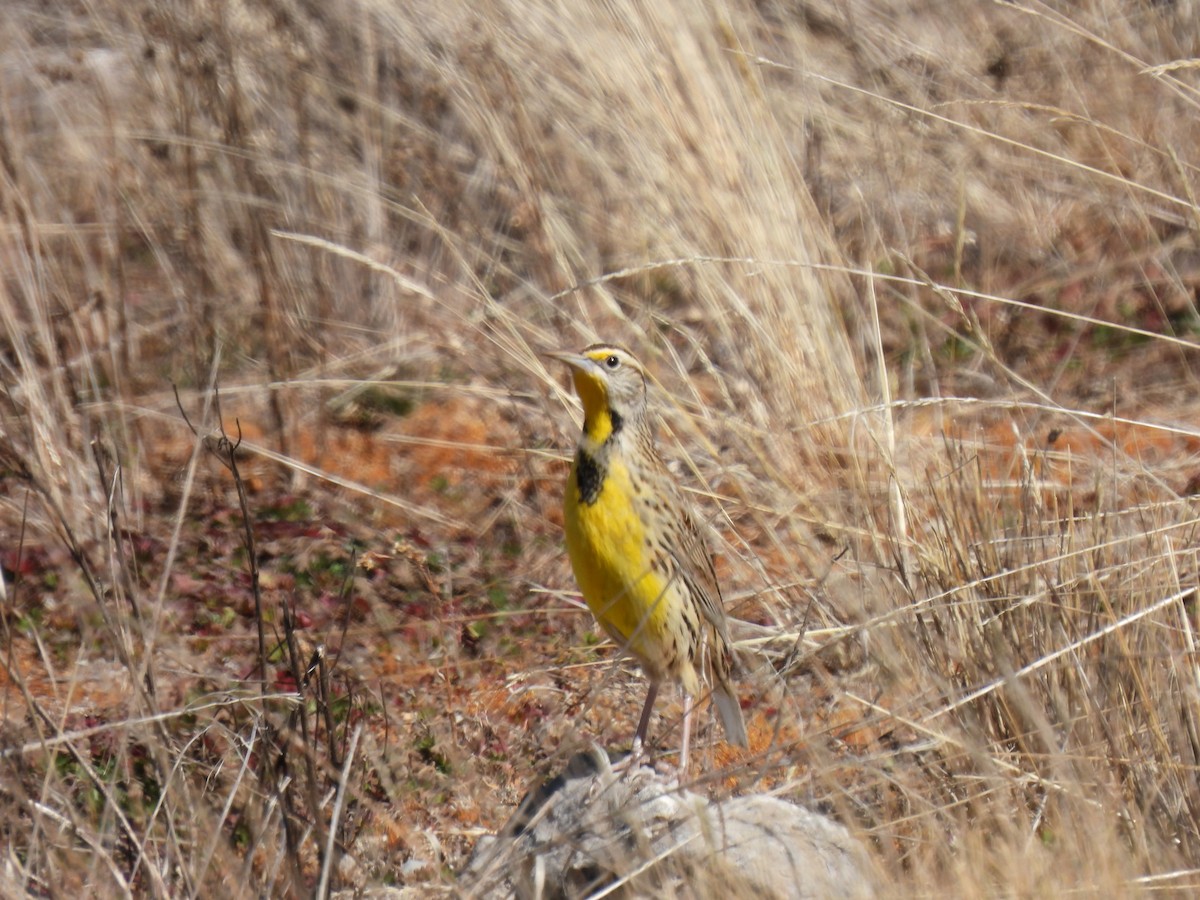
[1,0,1200,895]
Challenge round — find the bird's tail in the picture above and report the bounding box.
[712,675,748,748]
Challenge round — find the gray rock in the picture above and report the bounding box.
[461,747,876,899]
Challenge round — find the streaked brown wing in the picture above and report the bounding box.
[668,503,733,646]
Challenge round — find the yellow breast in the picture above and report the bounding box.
[563,453,677,680]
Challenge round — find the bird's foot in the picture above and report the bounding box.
[607,735,647,777]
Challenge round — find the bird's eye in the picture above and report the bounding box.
[605,355,620,369]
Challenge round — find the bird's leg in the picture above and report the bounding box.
[633,682,659,759]
[610,682,659,776]
[679,691,693,774]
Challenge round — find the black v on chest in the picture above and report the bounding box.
[574,449,605,505]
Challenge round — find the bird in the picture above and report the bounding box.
[550,342,748,770]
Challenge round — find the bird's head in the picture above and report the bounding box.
[549,343,648,444]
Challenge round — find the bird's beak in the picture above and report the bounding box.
[546,350,594,373]
[547,349,607,416]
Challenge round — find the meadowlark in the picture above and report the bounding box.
[551,343,748,769]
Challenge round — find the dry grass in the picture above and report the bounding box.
[2,0,1200,895]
